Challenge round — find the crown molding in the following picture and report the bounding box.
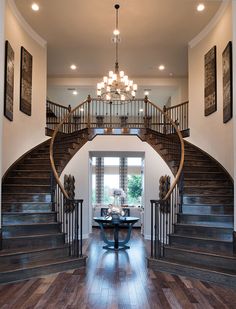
[8,0,47,47]
[189,0,230,48]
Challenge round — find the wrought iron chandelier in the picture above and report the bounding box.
[96,4,138,100]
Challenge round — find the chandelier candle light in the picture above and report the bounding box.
[97,4,138,100]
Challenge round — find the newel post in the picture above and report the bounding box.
[68,104,71,133]
[87,95,91,129]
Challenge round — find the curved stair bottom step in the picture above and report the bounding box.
[0,256,87,285]
[147,258,236,288]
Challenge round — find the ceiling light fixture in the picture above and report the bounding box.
[97,4,137,100]
[31,3,39,11]
[70,64,77,70]
[158,65,165,71]
[72,90,78,95]
[197,3,205,12]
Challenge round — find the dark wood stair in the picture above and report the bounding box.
[144,130,235,286]
[1,129,89,284]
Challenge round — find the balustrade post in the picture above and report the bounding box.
[163,105,167,134]
[87,95,91,129]
[144,95,148,129]
[68,104,71,133]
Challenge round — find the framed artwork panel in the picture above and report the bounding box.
[20,47,33,116]
[204,46,217,116]
[222,41,232,123]
[4,41,14,121]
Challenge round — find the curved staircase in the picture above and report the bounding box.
[0,129,89,284]
[145,130,235,287]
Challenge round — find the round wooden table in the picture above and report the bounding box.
[94,216,140,250]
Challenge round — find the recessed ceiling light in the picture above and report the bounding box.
[31,3,39,11]
[158,65,165,71]
[70,64,77,70]
[72,90,78,95]
[197,3,205,12]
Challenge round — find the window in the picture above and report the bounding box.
[91,153,143,206]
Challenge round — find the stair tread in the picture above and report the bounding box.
[165,245,236,259]
[175,223,233,230]
[3,222,58,227]
[0,256,84,274]
[159,258,236,276]
[3,184,50,187]
[170,233,232,243]
[5,232,64,240]
[179,213,233,217]
[0,245,68,257]
[2,211,56,215]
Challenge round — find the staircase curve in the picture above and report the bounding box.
[1,97,234,285]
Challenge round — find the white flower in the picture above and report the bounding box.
[110,188,126,198]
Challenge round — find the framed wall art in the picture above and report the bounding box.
[222,41,232,123]
[4,41,14,121]
[20,47,33,116]
[204,46,217,116]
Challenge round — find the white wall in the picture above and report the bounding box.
[2,2,47,175]
[233,1,236,231]
[188,3,233,176]
[0,0,6,229]
[60,135,172,239]
[47,77,188,109]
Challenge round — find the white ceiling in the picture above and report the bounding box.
[14,0,222,79]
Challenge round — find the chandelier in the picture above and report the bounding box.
[96,4,138,100]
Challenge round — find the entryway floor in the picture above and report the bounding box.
[0,228,236,308]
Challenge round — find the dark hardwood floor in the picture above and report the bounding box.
[0,228,236,309]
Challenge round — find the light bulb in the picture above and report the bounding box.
[144,91,149,96]
[120,71,124,78]
[106,86,111,92]
[129,80,133,86]
[31,3,39,11]
[70,64,77,70]
[108,78,112,86]
[158,65,165,71]
[112,74,117,81]
[97,83,101,90]
[100,81,105,88]
[113,29,120,36]
[103,76,108,83]
[72,90,78,95]
[133,84,138,91]
[131,91,135,97]
[106,94,111,100]
[121,94,125,101]
[197,3,205,12]
[109,71,113,78]
[97,90,101,96]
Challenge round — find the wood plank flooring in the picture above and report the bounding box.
[0,228,236,309]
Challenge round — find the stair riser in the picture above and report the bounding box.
[2,234,65,250]
[183,195,233,204]
[184,187,233,195]
[2,194,51,202]
[10,171,51,178]
[177,214,233,228]
[184,180,232,186]
[5,178,50,185]
[169,236,232,252]
[2,224,60,237]
[182,205,233,215]
[0,247,69,270]
[23,158,64,165]
[0,258,86,285]
[2,203,52,213]
[2,213,57,225]
[2,186,51,193]
[184,173,226,180]
[164,248,236,272]
[174,225,233,241]
[183,166,219,172]
[16,164,52,170]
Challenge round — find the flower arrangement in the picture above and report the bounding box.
[106,188,126,218]
[110,188,126,198]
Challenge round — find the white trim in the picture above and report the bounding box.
[144,234,152,240]
[8,0,47,47]
[189,0,230,48]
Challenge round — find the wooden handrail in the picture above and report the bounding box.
[50,97,185,202]
[47,99,70,110]
[49,98,89,199]
[165,101,189,111]
[147,99,185,201]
